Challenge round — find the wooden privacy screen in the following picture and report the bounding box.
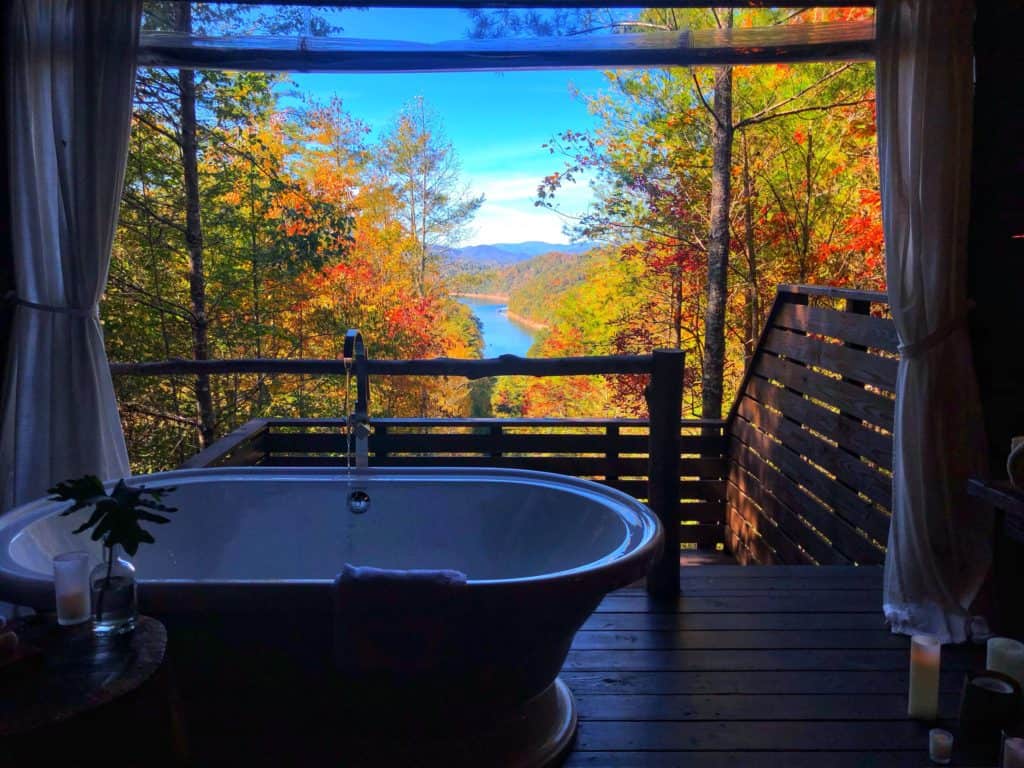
[725,285,897,565]
[184,417,728,554]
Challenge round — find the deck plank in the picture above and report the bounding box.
[564,648,973,672]
[574,693,961,721]
[564,752,991,767]
[562,669,971,695]
[572,629,909,650]
[574,719,945,751]
[596,592,881,613]
[562,565,985,766]
[581,612,888,631]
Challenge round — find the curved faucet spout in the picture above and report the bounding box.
[343,329,370,469]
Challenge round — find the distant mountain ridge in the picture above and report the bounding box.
[449,241,596,265]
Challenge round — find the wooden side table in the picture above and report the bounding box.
[0,615,187,764]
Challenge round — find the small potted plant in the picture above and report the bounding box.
[49,476,176,634]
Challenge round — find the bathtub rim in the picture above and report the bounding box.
[0,466,663,610]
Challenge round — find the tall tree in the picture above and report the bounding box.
[537,8,877,415]
[176,4,216,447]
[377,98,483,296]
[700,9,734,419]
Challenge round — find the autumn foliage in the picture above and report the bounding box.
[107,7,884,469]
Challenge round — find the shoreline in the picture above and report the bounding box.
[454,293,549,332]
[453,292,509,302]
[505,310,548,332]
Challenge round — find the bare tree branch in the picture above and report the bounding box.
[566,20,671,36]
[121,192,188,235]
[107,274,195,322]
[133,111,182,147]
[691,70,723,128]
[119,401,198,427]
[734,63,855,129]
[774,9,810,25]
[736,98,874,129]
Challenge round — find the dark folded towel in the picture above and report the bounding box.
[338,563,467,590]
[333,563,469,677]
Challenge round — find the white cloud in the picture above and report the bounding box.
[463,202,571,246]
[473,176,546,203]
[460,169,598,245]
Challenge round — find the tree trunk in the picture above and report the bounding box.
[741,130,760,366]
[700,60,734,419]
[249,164,268,411]
[177,5,216,448]
[798,129,814,283]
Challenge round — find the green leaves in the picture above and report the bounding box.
[49,476,177,557]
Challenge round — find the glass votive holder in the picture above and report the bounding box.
[1004,734,1024,768]
[53,551,91,626]
[929,728,953,764]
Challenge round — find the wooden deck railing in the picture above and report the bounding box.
[183,415,726,552]
[112,283,898,572]
[112,349,722,595]
[724,284,896,565]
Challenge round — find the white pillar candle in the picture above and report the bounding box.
[53,551,91,626]
[1004,736,1024,768]
[987,637,1024,688]
[929,728,953,764]
[909,635,942,719]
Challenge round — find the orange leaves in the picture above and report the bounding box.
[858,188,881,208]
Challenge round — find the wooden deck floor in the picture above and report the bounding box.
[563,565,986,767]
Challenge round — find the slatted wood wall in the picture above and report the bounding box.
[189,417,728,553]
[725,285,897,565]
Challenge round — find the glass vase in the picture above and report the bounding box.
[90,545,137,634]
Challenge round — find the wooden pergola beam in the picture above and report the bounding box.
[161,1,874,7]
[139,21,875,72]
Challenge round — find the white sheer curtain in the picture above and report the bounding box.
[1,0,141,510]
[878,0,991,644]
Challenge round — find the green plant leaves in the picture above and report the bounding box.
[48,475,177,556]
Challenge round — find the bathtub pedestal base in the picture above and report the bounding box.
[343,677,577,767]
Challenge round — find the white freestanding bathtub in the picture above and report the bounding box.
[0,467,663,765]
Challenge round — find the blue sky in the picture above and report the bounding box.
[285,9,610,245]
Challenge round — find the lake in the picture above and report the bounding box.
[457,296,535,358]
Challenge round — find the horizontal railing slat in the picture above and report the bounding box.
[736,396,892,511]
[762,328,898,391]
[725,484,818,566]
[178,418,269,469]
[679,502,728,524]
[680,522,726,551]
[773,302,898,354]
[185,415,728,554]
[745,376,892,470]
[729,426,886,565]
[730,416,890,546]
[256,453,722,479]
[608,479,724,502]
[753,354,895,432]
[261,430,725,457]
[112,354,656,379]
[728,456,851,566]
[774,284,888,304]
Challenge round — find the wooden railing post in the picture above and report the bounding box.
[646,349,685,597]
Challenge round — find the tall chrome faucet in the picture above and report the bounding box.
[343,329,371,469]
